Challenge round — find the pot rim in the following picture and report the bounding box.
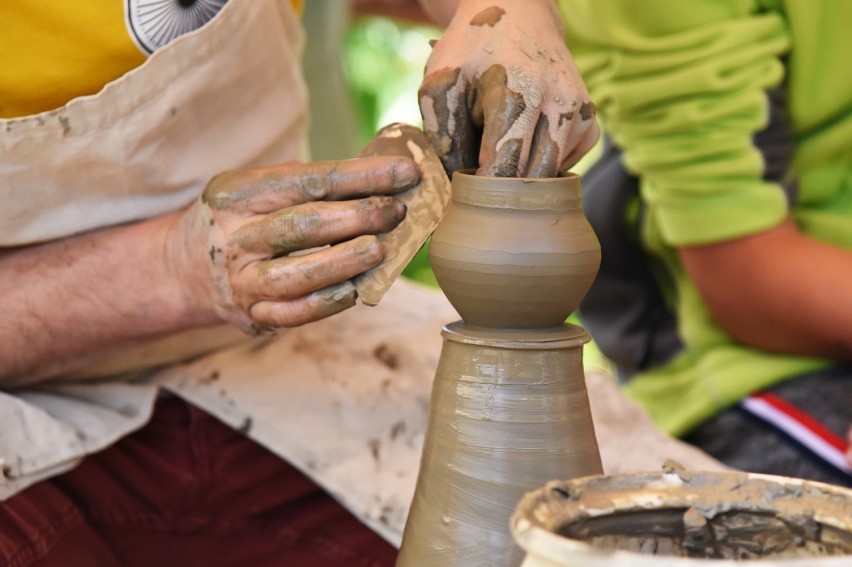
[511,469,852,566]
[513,524,852,567]
[451,169,582,211]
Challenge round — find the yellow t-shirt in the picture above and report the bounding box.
[0,0,302,118]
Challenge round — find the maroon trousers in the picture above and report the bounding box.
[0,397,397,567]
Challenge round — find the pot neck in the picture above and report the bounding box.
[451,171,582,211]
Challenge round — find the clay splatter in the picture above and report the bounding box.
[419,67,479,175]
[470,6,505,27]
[558,111,574,127]
[373,343,400,369]
[209,245,222,262]
[471,64,526,176]
[368,438,381,461]
[527,115,560,178]
[237,417,253,435]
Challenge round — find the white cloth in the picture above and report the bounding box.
[0,0,307,247]
[0,0,310,506]
[0,0,725,550]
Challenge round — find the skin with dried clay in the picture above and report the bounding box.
[417,0,600,177]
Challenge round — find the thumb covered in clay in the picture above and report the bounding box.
[169,157,417,334]
[419,0,599,178]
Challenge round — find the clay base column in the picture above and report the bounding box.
[396,322,603,566]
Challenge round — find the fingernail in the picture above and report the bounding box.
[394,201,407,219]
[351,235,380,257]
[391,159,420,189]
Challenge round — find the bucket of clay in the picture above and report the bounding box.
[511,466,852,566]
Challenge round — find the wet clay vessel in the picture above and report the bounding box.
[428,171,600,329]
[511,464,852,566]
[396,172,603,566]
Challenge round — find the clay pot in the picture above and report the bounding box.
[512,469,852,566]
[429,171,600,329]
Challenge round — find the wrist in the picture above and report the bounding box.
[157,209,222,329]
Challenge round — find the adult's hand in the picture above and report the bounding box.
[173,156,417,334]
[419,0,599,177]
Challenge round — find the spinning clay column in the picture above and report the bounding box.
[397,171,604,566]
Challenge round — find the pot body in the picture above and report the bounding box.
[429,171,600,329]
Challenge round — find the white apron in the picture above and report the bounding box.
[0,0,453,546]
[0,0,726,549]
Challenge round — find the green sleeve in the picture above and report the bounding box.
[559,0,791,246]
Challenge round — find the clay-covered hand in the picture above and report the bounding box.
[172,157,417,334]
[419,0,599,178]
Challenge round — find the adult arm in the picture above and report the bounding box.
[0,157,417,388]
[679,218,852,360]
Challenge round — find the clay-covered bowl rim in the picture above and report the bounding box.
[450,169,581,211]
[511,468,852,566]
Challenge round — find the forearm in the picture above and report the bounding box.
[679,217,852,360]
[0,212,208,388]
[417,0,560,29]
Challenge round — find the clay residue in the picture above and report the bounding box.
[527,115,560,178]
[471,64,527,176]
[368,438,381,462]
[237,416,253,435]
[470,6,505,27]
[58,115,71,136]
[373,343,400,369]
[561,508,852,560]
[419,67,479,174]
[487,137,523,177]
[314,281,357,308]
[233,210,323,254]
[558,111,574,128]
[579,101,596,121]
[517,470,852,561]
